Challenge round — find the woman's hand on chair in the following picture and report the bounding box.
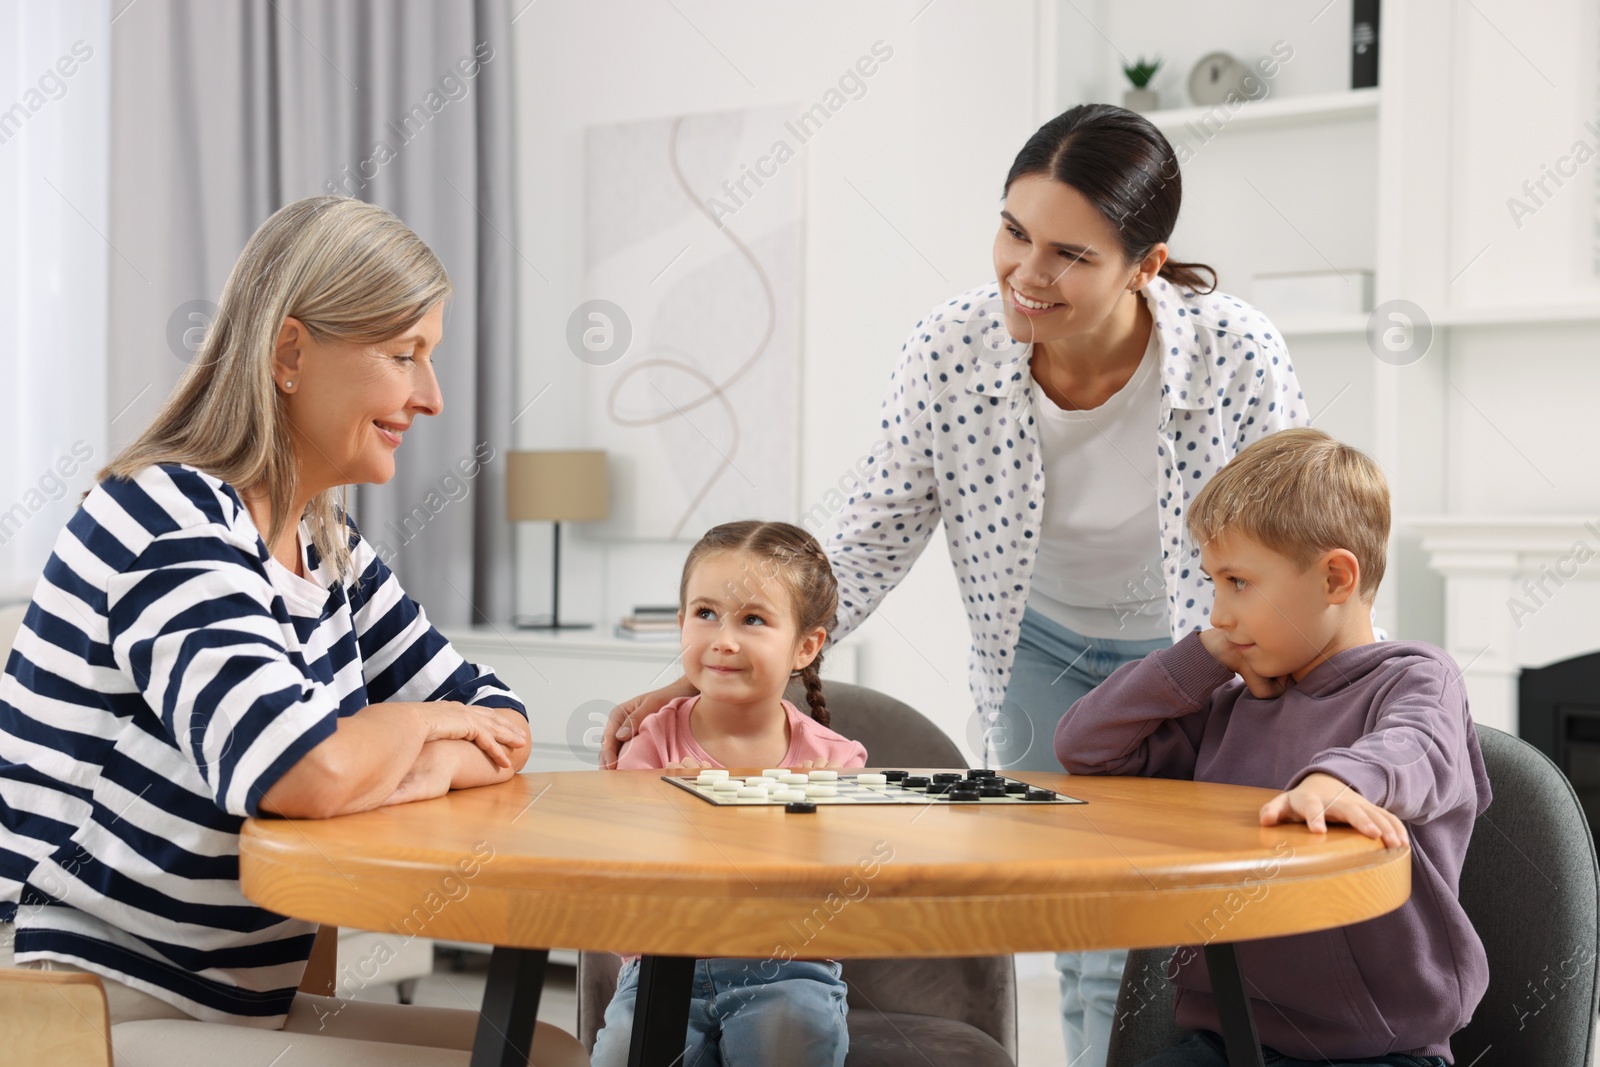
[601,676,698,769]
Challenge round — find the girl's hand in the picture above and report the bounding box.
[1197,628,1289,699]
[659,757,707,775]
[602,676,698,769]
[408,702,528,770]
[382,743,460,807]
[1259,771,1409,849]
[790,758,845,771]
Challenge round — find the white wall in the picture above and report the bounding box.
[1441,0,1600,517]
[509,0,1051,758]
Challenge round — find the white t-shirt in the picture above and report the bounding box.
[1027,329,1170,640]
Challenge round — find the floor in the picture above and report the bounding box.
[349,944,579,1035]
[353,947,1067,1064]
[363,948,1600,1067]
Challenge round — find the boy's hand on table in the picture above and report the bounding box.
[1259,771,1409,849]
[1198,628,1289,699]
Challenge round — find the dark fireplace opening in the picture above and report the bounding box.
[1520,650,1600,837]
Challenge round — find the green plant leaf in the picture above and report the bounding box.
[1121,55,1162,88]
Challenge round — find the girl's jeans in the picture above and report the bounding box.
[590,957,849,1067]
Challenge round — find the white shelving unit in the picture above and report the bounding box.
[1275,313,1369,337]
[1431,303,1600,328]
[1141,85,1380,136]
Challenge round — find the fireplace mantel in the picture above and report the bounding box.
[1409,515,1600,732]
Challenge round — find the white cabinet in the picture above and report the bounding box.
[440,627,858,772]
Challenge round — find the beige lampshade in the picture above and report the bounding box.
[505,451,610,523]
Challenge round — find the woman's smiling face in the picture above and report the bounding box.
[277,301,445,490]
[992,173,1141,344]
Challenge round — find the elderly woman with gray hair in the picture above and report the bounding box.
[0,197,584,1065]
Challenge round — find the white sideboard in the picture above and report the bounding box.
[440,627,859,772]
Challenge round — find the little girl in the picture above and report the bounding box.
[591,520,866,1067]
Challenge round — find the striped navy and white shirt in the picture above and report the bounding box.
[0,463,526,1025]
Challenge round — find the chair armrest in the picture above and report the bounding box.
[0,967,112,1067]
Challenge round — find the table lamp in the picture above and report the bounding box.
[506,450,609,630]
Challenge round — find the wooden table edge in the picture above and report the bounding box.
[241,838,1410,958]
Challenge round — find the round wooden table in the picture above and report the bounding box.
[241,769,1410,1067]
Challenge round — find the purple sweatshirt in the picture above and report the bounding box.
[1055,633,1491,1063]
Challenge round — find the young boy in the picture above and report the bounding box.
[1055,428,1490,1067]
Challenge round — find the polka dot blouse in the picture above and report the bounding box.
[826,278,1309,725]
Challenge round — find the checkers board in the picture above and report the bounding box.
[661,768,1086,806]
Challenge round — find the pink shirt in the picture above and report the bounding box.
[617,695,868,770]
[613,695,867,966]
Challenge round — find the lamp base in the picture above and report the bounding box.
[512,615,595,631]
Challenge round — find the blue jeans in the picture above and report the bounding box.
[1135,1030,1448,1067]
[590,957,849,1067]
[991,606,1171,1067]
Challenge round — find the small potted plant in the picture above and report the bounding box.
[1122,56,1162,111]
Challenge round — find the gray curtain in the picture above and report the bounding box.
[108,0,516,628]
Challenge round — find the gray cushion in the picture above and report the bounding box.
[783,678,965,768]
[847,1011,1012,1065]
[841,957,1016,1054]
[1106,725,1600,1067]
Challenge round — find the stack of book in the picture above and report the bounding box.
[614,605,680,641]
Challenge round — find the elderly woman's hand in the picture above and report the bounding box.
[381,741,460,806]
[404,701,530,769]
[261,700,532,819]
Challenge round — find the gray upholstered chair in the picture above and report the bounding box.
[1103,947,1185,1067]
[1104,724,1600,1067]
[578,679,1017,1065]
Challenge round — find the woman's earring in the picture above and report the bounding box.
[283,380,294,389]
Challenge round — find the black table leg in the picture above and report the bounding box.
[1204,943,1266,1067]
[628,954,695,1067]
[470,946,548,1067]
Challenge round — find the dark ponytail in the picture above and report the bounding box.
[1004,103,1217,295]
[680,520,838,726]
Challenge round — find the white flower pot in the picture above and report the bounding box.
[1123,87,1159,111]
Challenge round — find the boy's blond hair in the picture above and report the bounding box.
[1187,428,1390,599]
